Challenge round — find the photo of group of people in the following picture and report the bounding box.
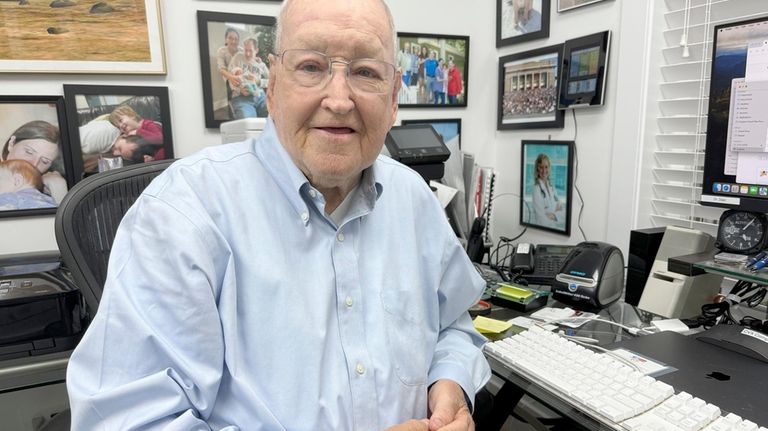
[198,12,276,128]
[63,85,174,179]
[395,33,468,107]
[498,45,563,130]
[0,99,71,216]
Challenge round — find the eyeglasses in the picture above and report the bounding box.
[276,49,396,94]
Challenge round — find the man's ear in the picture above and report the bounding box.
[11,172,25,191]
[389,71,402,128]
[267,53,278,114]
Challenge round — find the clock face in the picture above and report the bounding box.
[717,210,768,254]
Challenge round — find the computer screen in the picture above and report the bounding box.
[701,16,768,212]
[558,30,610,109]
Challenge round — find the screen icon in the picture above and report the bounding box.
[723,184,731,192]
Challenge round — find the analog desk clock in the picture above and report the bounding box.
[715,210,768,254]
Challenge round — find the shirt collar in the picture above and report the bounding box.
[255,117,384,225]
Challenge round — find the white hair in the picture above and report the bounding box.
[274,0,398,63]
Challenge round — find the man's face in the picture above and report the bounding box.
[244,41,256,60]
[267,0,400,191]
[112,137,137,158]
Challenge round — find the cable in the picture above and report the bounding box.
[536,315,657,336]
[571,110,587,241]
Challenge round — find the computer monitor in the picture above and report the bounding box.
[701,16,768,212]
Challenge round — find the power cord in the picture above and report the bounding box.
[571,109,587,241]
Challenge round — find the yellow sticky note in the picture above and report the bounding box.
[473,316,513,334]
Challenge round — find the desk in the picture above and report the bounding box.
[478,299,653,430]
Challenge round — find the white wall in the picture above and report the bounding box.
[0,0,645,257]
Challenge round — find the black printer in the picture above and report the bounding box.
[552,241,625,310]
[0,251,85,361]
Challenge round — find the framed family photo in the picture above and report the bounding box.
[0,0,165,74]
[401,118,462,149]
[197,11,276,129]
[520,140,573,235]
[63,85,174,182]
[496,0,551,47]
[498,44,563,130]
[557,0,612,13]
[396,32,469,108]
[0,96,74,218]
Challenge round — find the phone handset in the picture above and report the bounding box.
[512,243,535,273]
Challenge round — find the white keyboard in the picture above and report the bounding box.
[485,325,768,431]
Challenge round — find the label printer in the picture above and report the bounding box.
[0,252,85,361]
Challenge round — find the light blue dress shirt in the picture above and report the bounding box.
[67,118,490,430]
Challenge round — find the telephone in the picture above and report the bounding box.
[512,244,575,286]
[511,243,535,272]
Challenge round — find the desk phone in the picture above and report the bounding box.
[515,244,574,286]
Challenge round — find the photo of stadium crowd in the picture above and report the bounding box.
[498,45,564,130]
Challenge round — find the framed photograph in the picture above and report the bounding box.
[197,11,276,129]
[401,118,462,149]
[0,96,74,218]
[558,0,612,12]
[520,140,573,235]
[396,32,469,108]
[63,84,174,182]
[497,0,551,47]
[498,45,563,130]
[0,0,165,74]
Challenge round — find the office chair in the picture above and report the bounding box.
[55,159,176,316]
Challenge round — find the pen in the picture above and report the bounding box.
[750,253,768,271]
[745,251,767,269]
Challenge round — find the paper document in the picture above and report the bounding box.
[473,316,513,334]
[429,181,458,209]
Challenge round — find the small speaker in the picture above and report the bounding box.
[625,227,665,306]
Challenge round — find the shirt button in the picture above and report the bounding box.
[337,233,345,242]
[345,296,353,307]
[309,189,317,198]
[301,212,309,222]
[356,363,365,375]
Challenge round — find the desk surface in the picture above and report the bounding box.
[484,298,652,431]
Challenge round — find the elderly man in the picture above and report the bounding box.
[66,0,490,430]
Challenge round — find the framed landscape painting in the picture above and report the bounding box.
[0,96,73,218]
[0,0,165,74]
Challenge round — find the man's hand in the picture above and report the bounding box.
[384,419,429,431]
[427,380,474,431]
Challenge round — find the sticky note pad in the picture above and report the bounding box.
[496,284,534,300]
[473,316,513,334]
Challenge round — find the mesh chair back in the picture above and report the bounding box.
[55,160,175,314]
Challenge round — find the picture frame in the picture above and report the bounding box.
[557,0,612,13]
[0,95,74,218]
[396,32,470,108]
[497,0,551,47]
[520,140,573,235]
[498,44,564,130]
[62,84,174,182]
[401,118,462,149]
[0,0,165,74]
[197,11,276,129]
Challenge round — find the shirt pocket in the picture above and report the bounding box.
[381,286,430,386]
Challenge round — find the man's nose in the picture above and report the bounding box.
[321,64,355,114]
